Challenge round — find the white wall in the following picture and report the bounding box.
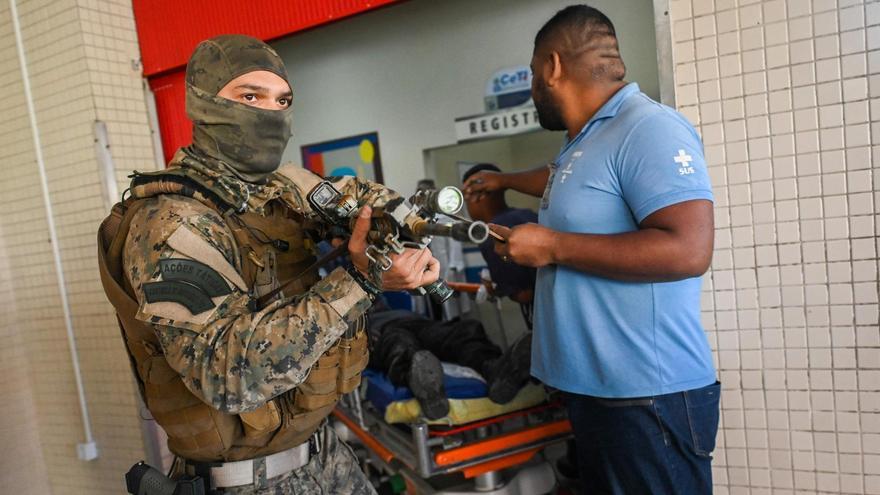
[670,0,880,493]
[274,0,660,193]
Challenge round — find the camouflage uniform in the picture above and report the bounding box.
[121,157,389,493]
[220,423,374,495]
[103,35,399,494]
[124,156,394,411]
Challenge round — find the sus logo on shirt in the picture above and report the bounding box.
[674,149,695,176]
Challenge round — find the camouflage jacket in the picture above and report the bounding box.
[123,151,397,414]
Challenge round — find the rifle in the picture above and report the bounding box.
[307,181,488,304]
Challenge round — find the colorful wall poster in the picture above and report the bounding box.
[300,132,383,183]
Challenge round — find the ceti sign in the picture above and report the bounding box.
[486,65,531,95]
[455,105,542,142]
[484,65,532,112]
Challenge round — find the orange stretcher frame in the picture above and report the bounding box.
[332,408,397,466]
[445,281,482,293]
[333,402,572,480]
[433,419,571,467]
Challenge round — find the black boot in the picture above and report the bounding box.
[485,334,533,404]
[408,350,449,420]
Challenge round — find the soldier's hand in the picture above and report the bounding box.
[463,170,505,201]
[383,247,441,291]
[349,206,441,291]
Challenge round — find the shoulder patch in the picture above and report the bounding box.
[159,258,232,297]
[143,280,216,314]
[166,224,247,291]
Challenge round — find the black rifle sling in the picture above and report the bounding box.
[255,241,350,309]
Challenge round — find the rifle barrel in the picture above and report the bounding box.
[412,220,489,243]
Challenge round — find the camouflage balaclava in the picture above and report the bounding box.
[185,34,293,183]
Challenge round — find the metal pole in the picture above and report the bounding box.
[473,427,503,491]
[412,423,433,478]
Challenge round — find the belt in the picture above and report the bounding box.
[185,435,318,489]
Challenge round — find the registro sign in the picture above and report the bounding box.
[455,105,541,142]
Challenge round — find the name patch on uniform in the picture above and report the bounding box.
[143,281,216,314]
[158,258,232,297]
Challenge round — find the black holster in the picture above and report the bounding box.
[125,461,206,495]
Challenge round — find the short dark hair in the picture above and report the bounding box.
[533,5,625,82]
[535,5,616,50]
[462,163,501,183]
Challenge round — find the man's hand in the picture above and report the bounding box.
[496,200,713,282]
[348,206,441,291]
[492,223,559,268]
[463,170,506,201]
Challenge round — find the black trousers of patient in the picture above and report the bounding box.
[368,311,503,387]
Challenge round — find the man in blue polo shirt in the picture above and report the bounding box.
[464,5,719,494]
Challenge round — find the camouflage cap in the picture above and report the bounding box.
[186,34,289,95]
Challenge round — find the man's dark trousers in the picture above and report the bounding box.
[565,381,721,494]
[369,313,502,386]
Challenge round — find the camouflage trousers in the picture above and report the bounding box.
[215,424,376,495]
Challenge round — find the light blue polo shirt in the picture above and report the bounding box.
[532,82,716,398]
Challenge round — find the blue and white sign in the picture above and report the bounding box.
[486,65,531,96]
[484,65,532,111]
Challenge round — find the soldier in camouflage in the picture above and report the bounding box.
[101,35,440,494]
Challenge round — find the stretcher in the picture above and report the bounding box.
[332,284,572,494]
[333,283,572,495]
[333,378,570,494]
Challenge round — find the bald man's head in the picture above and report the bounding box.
[533,5,626,84]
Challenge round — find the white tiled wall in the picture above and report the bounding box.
[0,0,157,493]
[671,0,880,493]
[0,229,50,495]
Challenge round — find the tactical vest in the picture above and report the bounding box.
[98,164,368,462]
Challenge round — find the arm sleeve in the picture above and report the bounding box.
[124,198,370,414]
[332,174,400,209]
[275,164,401,219]
[616,112,714,224]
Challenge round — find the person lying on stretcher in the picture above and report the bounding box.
[367,309,532,420]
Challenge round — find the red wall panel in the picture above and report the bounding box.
[134,0,402,162]
[148,71,188,164]
[134,0,402,77]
